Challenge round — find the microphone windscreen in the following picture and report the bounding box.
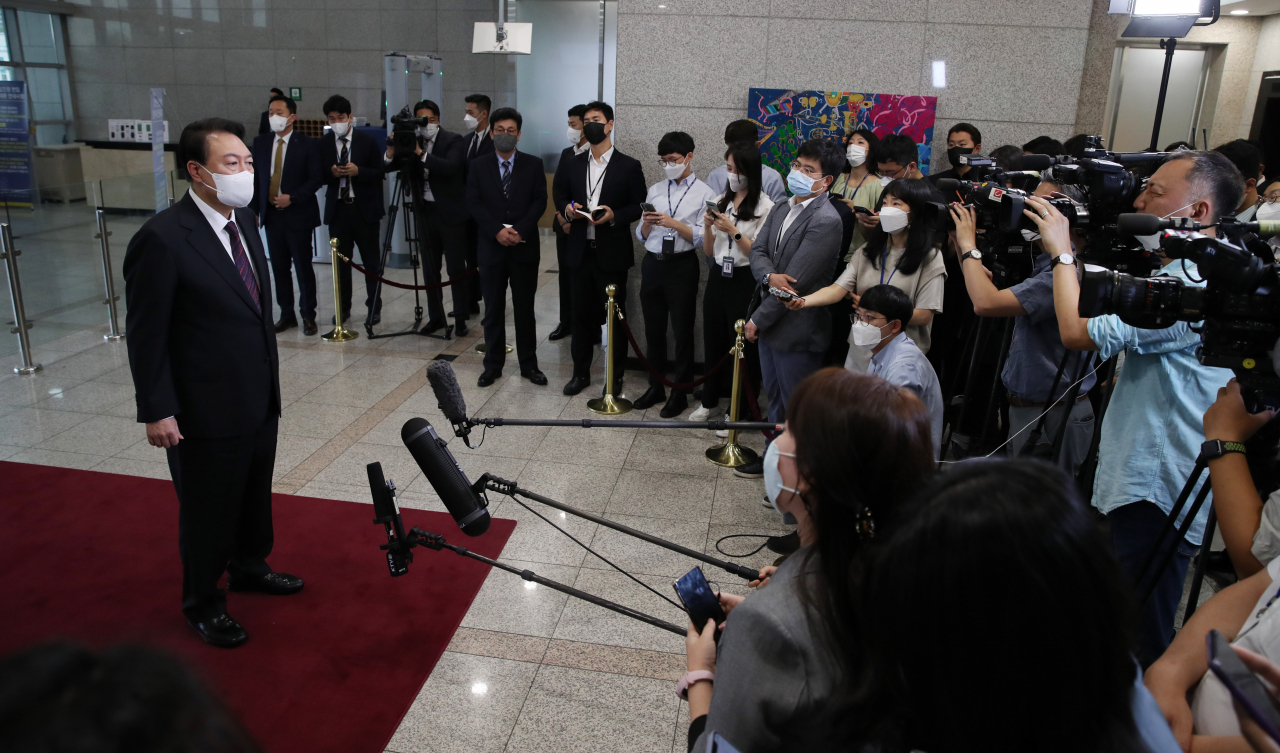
[1256,220,1280,238]
[936,178,960,193]
[1014,154,1053,171]
[1115,213,1164,236]
[401,417,490,536]
[426,361,468,424]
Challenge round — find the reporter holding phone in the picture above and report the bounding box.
[693,142,774,424]
[683,369,936,753]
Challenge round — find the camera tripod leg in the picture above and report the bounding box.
[1181,506,1217,624]
[1135,458,1209,609]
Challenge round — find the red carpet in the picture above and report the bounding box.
[0,461,515,753]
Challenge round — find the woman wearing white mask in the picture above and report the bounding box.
[1260,181,1280,261]
[785,178,946,374]
[830,129,883,262]
[682,368,936,753]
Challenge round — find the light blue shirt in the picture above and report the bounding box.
[1086,260,1232,545]
[636,173,716,254]
[706,163,789,204]
[867,332,944,460]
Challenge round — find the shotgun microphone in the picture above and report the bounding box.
[401,417,490,536]
[426,361,473,447]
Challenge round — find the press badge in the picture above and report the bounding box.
[721,255,734,277]
[662,234,676,255]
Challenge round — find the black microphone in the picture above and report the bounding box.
[936,178,960,193]
[401,417,491,536]
[1011,154,1054,171]
[366,461,410,576]
[1115,213,1202,236]
[426,361,472,446]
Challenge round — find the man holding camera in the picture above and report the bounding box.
[384,100,470,336]
[321,95,385,327]
[1032,150,1241,664]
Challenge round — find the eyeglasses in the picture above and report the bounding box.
[789,161,824,178]
[851,311,886,325]
[658,158,687,167]
[877,165,907,179]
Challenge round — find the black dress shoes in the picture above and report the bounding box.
[303,319,318,336]
[274,317,298,333]
[228,571,305,595]
[548,323,570,341]
[369,313,382,326]
[633,386,666,410]
[659,392,689,418]
[455,323,469,338]
[421,319,447,335]
[563,375,591,395]
[522,368,548,385]
[765,531,801,555]
[189,613,248,648]
[478,370,501,387]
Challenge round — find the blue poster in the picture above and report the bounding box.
[0,82,31,207]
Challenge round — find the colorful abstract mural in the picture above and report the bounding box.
[747,88,938,180]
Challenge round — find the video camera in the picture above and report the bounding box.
[388,106,431,166]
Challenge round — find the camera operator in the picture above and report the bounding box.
[1213,139,1266,223]
[927,122,983,186]
[947,177,1095,474]
[384,99,471,336]
[1029,149,1242,664]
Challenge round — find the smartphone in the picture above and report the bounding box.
[1207,629,1280,744]
[705,200,720,217]
[769,285,798,302]
[640,202,657,213]
[673,567,726,634]
[853,206,872,216]
[591,207,608,222]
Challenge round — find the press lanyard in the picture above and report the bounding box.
[880,247,901,286]
[588,157,608,204]
[666,179,693,234]
[846,173,870,202]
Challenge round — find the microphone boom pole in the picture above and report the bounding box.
[471,416,778,431]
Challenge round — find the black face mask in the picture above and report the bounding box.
[583,122,608,145]
[947,146,974,168]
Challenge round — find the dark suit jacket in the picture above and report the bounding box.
[251,130,322,231]
[463,130,494,162]
[123,192,281,439]
[466,150,547,266]
[551,147,647,271]
[386,128,469,225]
[258,111,270,135]
[320,128,385,225]
[551,145,583,239]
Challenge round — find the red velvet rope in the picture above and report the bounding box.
[614,315,735,391]
[338,253,478,291]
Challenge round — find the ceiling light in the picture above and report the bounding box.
[932,61,946,88]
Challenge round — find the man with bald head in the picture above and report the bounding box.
[124,118,304,649]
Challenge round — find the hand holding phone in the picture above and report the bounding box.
[640,202,657,213]
[674,567,727,634]
[705,200,720,218]
[769,285,799,303]
[1207,630,1280,746]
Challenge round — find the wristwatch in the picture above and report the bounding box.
[1051,253,1076,267]
[1202,439,1247,460]
[733,232,743,242]
[960,249,982,263]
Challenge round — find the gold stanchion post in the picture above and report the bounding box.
[587,284,633,415]
[322,238,359,342]
[706,319,759,467]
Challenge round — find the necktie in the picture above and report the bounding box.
[339,137,350,201]
[224,221,261,312]
[501,159,512,199]
[269,137,284,202]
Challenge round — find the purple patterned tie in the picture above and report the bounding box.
[224,220,261,311]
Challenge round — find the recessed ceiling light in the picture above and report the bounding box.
[1230,8,1249,13]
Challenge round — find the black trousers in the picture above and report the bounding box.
[570,243,629,381]
[555,228,573,327]
[265,219,317,322]
[702,264,759,410]
[167,415,278,622]
[331,201,382,320]
[480,250,540,374]
[823,296,854,368]
[421,203,470,326]
[639,252,699,392]
[464,219,483,315]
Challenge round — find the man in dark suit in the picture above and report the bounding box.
[552,100,648,396]
[251,95,323,335]
[384,99,470,335]
[258,87,283,136]
[548,103,590,342]
[466,107,548,387]
[461,93,494,319]
[320,94,385,326]
[123,118,303,649]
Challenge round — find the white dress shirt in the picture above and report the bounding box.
[419,133,437,201]
[584,146,613,241]
[777,193,818,246]
[190,189,258,283]
[636,173,717,254]
[467,127,489,159]
[711,192,775,267]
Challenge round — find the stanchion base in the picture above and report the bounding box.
[474,343,513,354]
[705,442,759,468]
[14,363,42,376]
[104,334,125,342]
[321,327,360,342]
[587,394,633,415]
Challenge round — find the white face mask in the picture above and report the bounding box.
[879,174,894,187]
[198,164,255,209]
[851,320,891,350]
[879,205,909,233]
[663,158,688,181]
[463,113,480,130]
[329,121,350,137]
[416,123,439,140]
[726,170,746,192]
[846,144,867,167]
[763,442,800,524]
[567,127,583,145]
[1257,202,1280,222]
[1135,201,1196,252]
[268,114,290,133]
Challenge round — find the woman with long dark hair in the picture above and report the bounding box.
[824,129,884,367]
[864,460,1181,753]
[694,141,774,423]
[788,177,946,373]
[682,368,936,752]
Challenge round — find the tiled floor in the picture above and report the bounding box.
[0,205,783,752]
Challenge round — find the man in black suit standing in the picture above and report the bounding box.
[320,94,385,326]
[258,88,283,135]
[251,95,323,335]
[552,100,648,396]
[548,103,590,342]
[461,93,494,319]
[384,99,470,336]
[466,107,548,388]
[123,118,303,649]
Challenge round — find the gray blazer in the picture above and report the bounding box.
[692,547,842,753]
[748,193,844,353]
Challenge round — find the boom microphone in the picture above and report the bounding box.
[401,417,491,536]
[426,361,472,446]
[1012,153,1054,171]
[1114,213,1202,236]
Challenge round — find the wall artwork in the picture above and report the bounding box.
[748,88,938,179]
